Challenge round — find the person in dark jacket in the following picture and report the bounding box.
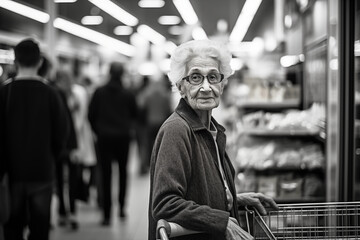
[148,40,278,240]
[0,38,69,240]
[88,61,138,226]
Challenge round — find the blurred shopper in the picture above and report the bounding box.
[71,78,97,200]
[75,76,97,189]
[138,76,172,175]
[88,61,138,225]
[148,40,278,240]
[53,69,80,230]
[135,76,150,175]
[0,38,69,240]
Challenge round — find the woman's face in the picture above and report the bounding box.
[179,56,225,112]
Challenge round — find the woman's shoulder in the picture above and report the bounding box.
[160,112,191,133]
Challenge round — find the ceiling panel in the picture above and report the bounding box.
[1,0,274,46]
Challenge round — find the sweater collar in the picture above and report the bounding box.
[175,98,225,133]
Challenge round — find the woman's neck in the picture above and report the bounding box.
[195,109,212,130]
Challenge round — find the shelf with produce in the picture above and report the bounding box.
[236,99,300,110]
[240,128,326,144]
[237,166,324,174]
[235,168,326,204]
[241,128,320,137]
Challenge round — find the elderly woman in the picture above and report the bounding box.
[148,40,277,240]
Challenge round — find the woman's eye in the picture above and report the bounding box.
[191,74,202,81]
[208,74,217,80]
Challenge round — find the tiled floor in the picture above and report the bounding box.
[50,141,150,240]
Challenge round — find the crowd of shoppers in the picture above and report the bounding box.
[0,37,277,240]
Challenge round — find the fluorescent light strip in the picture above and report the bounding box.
[172,0,198,25]
[158,15,181,25]
[114,26,133,35]
[165,41,177,55]
[0,0,50,23]
[192,27,208,40]
[138,0,165,8]
[54,0,77,3]
[0,1,134,56]
[54,18,135,57]
[229,0,262,42]
[168,26,182,35]
[81,15,103,25]
[88,0,138,26]
[137,25,166,45]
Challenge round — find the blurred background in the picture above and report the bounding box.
[0,0,360,239]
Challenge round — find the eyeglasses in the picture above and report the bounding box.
[182,72,224,85]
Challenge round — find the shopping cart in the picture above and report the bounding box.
[156,201,360,240]
[251,201,360,239]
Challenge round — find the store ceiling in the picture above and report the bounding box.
[0,0,274,47]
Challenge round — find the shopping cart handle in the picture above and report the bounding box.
[157,219,171,240]
[156,219,202,240]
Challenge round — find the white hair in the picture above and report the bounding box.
[167,40,233,91]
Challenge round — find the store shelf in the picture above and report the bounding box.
[236,100,300,109]
[238,166,324,173]
[242,128,320,137]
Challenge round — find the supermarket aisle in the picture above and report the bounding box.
[50,141,150,240]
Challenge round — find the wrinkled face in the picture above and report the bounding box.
[179,56,225,112]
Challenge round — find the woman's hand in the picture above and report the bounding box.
[236,192,278,215]
[225,217,254,240]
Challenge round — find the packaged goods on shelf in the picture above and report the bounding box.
[233,138,325,170]
[240,103,325,133]
[278,175,303,200]
[257,176,278,198]
[235,171,257,193]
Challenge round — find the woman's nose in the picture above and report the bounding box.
[200,77,211,92]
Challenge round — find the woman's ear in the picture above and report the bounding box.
[176,82,185,97]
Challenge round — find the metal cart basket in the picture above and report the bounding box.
[249,201,360,239]
[157,201,360,240]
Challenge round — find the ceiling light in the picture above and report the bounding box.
[138,0,165,8]
[172,0,198,25]
[114,26,133,35]
[88,0,138,26]
[137,25,166,45]
[168,26,182,35]
[165,41,177,55]
[229,0,262,42]
[54,18,135,57]
[192,27,208,40]
[138,61,158,76]
[158,15,181,25]
[0,0,50,23]
[81,15,103,25]
[54,0,77,3]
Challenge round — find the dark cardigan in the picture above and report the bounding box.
[148,98,239,240]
